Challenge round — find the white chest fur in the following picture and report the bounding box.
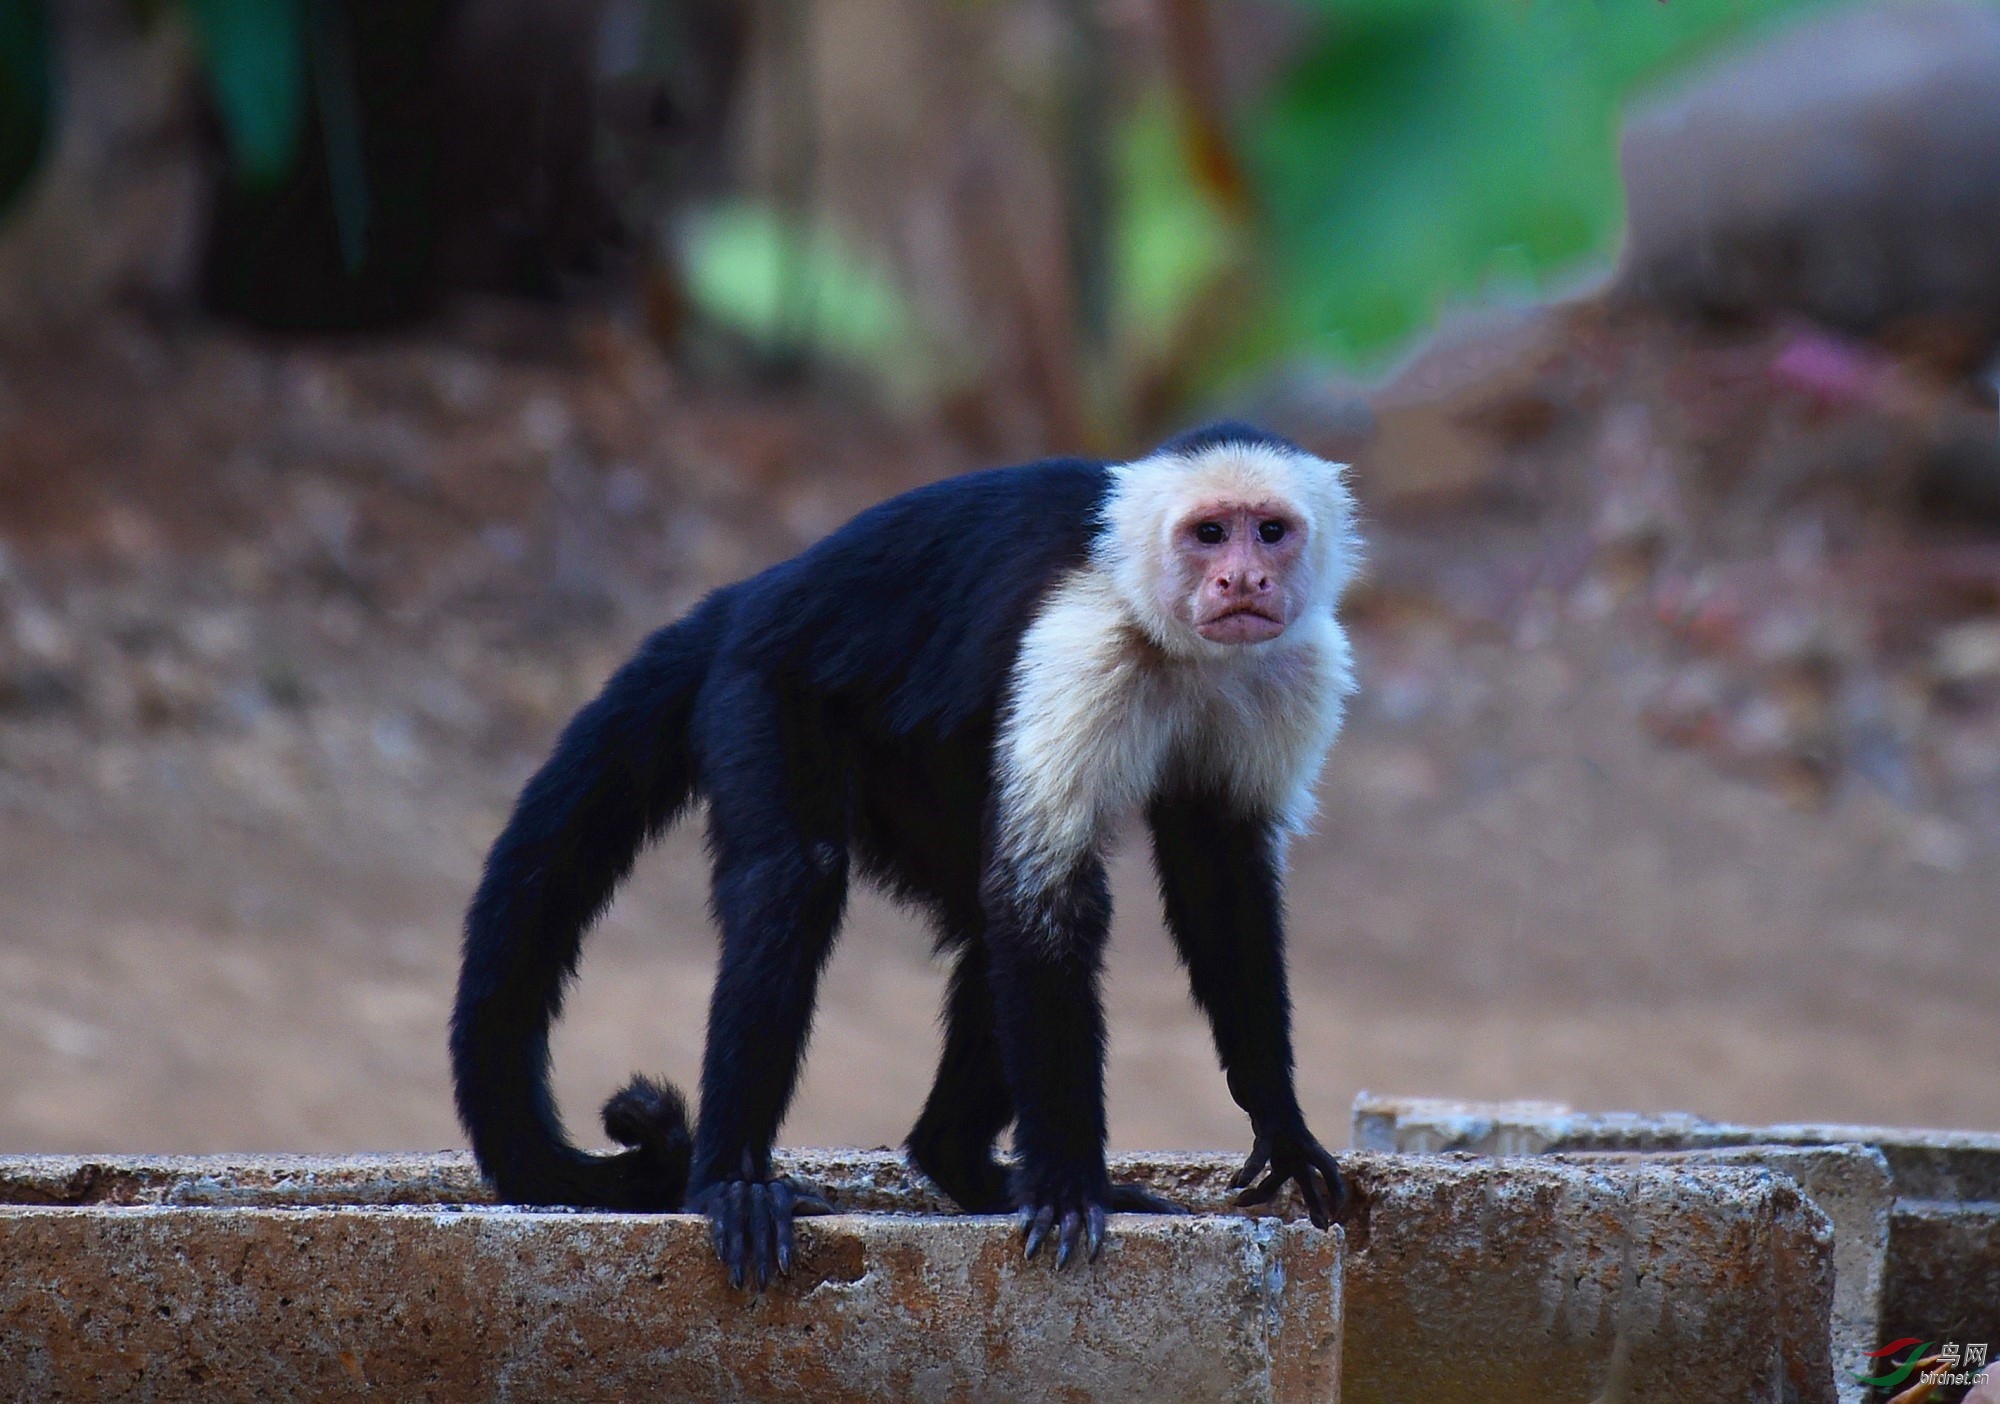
[992,564,1354,893]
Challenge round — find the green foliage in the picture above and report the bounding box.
[1114,96,1240,346]
[0,0,51,218]
[179,0,307,185]
[678,201,947,401]
[1242,0,1840,367]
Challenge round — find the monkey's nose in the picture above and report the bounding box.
[1214,572,1272,598]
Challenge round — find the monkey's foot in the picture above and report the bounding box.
[689,1176,834,1291]
[1107,1180,1186,1215]
[908,1148,1185,1218]
[1232,1126,1347,1230]
[905,1138,1014,1215]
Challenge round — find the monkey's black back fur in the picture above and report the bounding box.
[451,459,1111,1209]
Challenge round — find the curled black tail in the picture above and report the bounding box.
[450,604,721,1209]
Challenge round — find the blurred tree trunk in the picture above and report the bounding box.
[0,0,204,337]
[1057,0,1112,446]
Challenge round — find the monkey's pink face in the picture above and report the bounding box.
[1165,499,1308,645]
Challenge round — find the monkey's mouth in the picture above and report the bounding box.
[1195,604,1286,644]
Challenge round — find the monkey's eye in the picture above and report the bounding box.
[1258,520,1287,544]
[1194,522,1226,545]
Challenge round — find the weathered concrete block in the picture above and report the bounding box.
[1353,1095,1716,1158]
[1554,1145,1890,1404]
[0,1204,1341,1403]
[0,1152,493,1209]
[1881,1198,2000,1347]
[0,1148,1837,1402]
[1103,1148,1835,1401]
[1331,1153,1834,1404]
[1353,1094,2000,1388]
[1351,1094,2000,1195]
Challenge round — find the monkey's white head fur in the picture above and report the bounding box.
[992,433,1361,903]
[1099,436,1361,657]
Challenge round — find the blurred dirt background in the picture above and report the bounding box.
[3,0,1999,1159]
[5,295,1998,1158]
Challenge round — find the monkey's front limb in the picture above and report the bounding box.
[981,862,1122,1268]
[1148,796,1350,1230]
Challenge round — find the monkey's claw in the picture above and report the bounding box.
[1019,1195,1109,1267]
[1232,1128,1347,1230]
[694,1177,833,1290]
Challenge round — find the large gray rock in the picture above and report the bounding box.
[1620,0,2000,336]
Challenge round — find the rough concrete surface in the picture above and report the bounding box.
[0,1149,1245,1215]
[0,1205,1341,1403]
[1353,1094,2000,1384]
[1332,1152,1834,1404]
[0,1150,1836,1403]
[0,1152,492,1209]
[1882,1199,2000,1347]
[1350,1094,2000,1184]
[1555,1145,1890,1404]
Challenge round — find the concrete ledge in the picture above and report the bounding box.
[0,1149,1264,1214]
[0,1150,1836,1402]
[1354,1093,2000,1393]
[0,1152,492,1209]
[0,1202,1341,1403]
[1350,1094,2000,1199]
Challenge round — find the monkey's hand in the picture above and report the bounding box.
[690,1176,834,1291]
[1232,1126,1347,1230]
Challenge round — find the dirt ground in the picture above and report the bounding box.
[2,305,1996,1164]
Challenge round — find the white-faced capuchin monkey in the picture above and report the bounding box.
[451,422,1362,1289]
